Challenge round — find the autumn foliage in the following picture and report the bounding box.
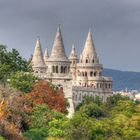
[25,81,68,113]
[0,80,68,139]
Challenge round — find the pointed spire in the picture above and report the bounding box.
[82,30,97,58]
[32,37,45,67]
[69,44,77,59]
[44,47,49,62]
[48,25,68,61]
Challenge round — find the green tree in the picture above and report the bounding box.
[79,103,105,118]
[24,104,50,140]
[66,112,105,140]
[8,71,38,93]
[48,111,68,138]
[0,45,31,86]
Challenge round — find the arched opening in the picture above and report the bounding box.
[90,71,93,76]
[85,71,87,77]
[52,66,55,73]
[105,83,107,89]
[64,66,67,73]
[61,66,63,73]
[86,59,88,63]
[82,72,84,76]
[56,66,58,73]
[94,72,97,76]
[92,59,94,63]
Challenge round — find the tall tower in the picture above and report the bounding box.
[32,37,46,74]
[46,25,71,82]
[76,30,103,87]
[69,44,78,84]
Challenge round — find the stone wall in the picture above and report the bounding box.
[72,86,113,107]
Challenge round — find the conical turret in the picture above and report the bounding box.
[82,30,97,58]
[32,37,45,68]
[44,47,49,63]
[48,26,68,61]
[69,44,77,59]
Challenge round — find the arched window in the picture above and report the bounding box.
[105,83,107,89]
[90,71,93,76]
[85,71,87,77]
[100,83,102,88]
[94,72,97,76]
[64,66,67,73]
[92,59,94,63]
[56,66,58,73]
[52,66,55,73]
[86,59,88,63]
[61,66,63,73]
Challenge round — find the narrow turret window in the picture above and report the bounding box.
[94,72,97,76]
[56,66,58,73]
[90,71,93,76]
[52,66,55,73]
[61,66,63,73]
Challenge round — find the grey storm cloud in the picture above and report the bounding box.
[0,0,140,71]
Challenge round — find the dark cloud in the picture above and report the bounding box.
[0,0,140,71]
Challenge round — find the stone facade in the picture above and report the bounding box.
[32,26,113,117]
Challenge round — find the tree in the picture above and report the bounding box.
[24,104,50,140]
[106,94,130,109]
[25,81,68,113]
[76,96,102,111]
[0,45,31,86]
[79,103,105,118]
[8,71,38,93]
[0,85,28,140]
[48,111,68,138]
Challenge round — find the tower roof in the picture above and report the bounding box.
[32,37,46,67]
[44,47,49,62]
[48,26,68,61]
[82,30,97,59]
[69,44,78,59]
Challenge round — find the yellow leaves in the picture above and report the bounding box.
[0,99,7,120]
[130,115,140,129]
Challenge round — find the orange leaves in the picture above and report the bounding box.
[25,81,67,113]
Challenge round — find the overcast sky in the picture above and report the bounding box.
[0,0,140,72]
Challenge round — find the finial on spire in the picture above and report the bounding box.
[89,28,91,33]
[72,44,75,49]
[57,24,61,32]
[69,44,77,59]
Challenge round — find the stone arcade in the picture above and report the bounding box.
[31,26,112,117]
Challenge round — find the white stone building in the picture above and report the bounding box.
[32,26,113,116]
